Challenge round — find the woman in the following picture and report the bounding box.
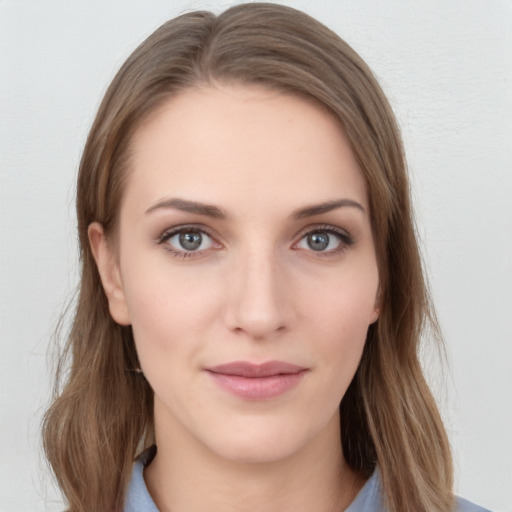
[42,3,490,511]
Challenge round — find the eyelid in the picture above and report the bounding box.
[293,223,353,241]
[157,224,222,257]
[155,223,354,259]
[292,224,354,253]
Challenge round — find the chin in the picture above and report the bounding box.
[202,420,319,465]
[213,438,299,464]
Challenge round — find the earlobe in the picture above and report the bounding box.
[370,305,380,324]
[370,285,381,324]
[88,222,131,326]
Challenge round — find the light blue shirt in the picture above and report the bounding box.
[124,449,491,512]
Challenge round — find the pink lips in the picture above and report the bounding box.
[205,361,307,400]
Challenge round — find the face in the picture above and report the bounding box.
[91,85,379,464]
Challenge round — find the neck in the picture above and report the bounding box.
[144,409,365,512]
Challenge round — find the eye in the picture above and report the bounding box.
[295,227,353,254]
[160,227,216,255]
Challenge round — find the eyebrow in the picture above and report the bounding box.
[145,198,226,218]
[145,197,364,219]
[291,199,365,219]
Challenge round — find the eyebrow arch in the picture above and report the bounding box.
[291,199,365,219]
[145,197,226,219]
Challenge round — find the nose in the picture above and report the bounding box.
[223,247,294,340]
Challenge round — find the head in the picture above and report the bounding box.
[44,4,452,511]
[81,0,410,452]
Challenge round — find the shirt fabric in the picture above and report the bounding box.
[124,449,491,512]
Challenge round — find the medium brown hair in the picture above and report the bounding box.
[43,3,453,511]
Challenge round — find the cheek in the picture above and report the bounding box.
[120,255,222,366]
[312,294,372,361]
[304,257,378,324]
[301,264,378,369]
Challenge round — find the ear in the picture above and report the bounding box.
[370,284,381,324]
[88,222,131,325]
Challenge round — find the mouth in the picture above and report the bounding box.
[205,361,308,400]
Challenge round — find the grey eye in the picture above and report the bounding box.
[307,232,329,251]
[297,230,342,252]
[164,229,214,252]
[179,231,202,251]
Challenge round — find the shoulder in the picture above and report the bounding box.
[124,447,159,512]
[346,468,492,512]
[345,468,383,511]
[455,496,493,512]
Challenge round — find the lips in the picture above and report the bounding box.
[205,361,308,400]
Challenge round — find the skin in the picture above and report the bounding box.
[90,85,380,512]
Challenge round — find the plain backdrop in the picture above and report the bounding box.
[1,1,511,511]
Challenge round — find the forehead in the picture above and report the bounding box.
[125,84,368,215]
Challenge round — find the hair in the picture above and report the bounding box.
[42,3,453,511]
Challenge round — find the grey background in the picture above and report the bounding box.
[1,1,511,510]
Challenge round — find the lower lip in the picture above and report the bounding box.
[207,371,307,400]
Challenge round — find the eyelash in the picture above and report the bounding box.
[293,225,355,256]
[157,224,354,259]
[157,224,219,259]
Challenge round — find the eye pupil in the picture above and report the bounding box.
[307,232,329,251]
[179,231,202,250]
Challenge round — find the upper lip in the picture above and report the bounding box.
[206,361,307,378]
